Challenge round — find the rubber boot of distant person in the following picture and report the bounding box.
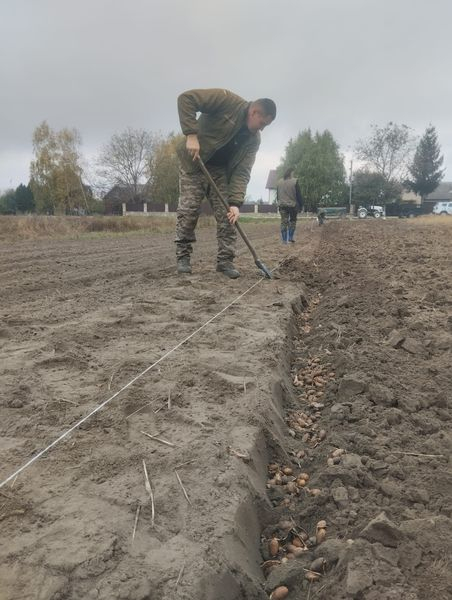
[276,168,303,244]
[175,88,276,277]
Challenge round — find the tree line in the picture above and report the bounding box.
[277,122,444,211]
[0,122,183,215]
[0,120,444,215]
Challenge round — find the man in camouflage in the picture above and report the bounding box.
[276,168,303,243]
[175,88,276,278]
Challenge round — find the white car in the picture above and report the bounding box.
[433,201,452,215]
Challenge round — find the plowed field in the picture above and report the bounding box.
[1,218,451,600]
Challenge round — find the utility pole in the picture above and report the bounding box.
[349,159,353,215]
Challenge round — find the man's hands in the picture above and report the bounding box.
[227,206,240,225]
[186,134,200,161]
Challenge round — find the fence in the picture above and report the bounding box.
[122,202,279,217]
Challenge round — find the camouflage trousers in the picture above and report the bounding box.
[175,166,237,262]
[279,206,298,231]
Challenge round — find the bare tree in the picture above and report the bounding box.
[355,122,417,182]
[97,128,159,200]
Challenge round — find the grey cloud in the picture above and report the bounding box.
[1,0,451,197]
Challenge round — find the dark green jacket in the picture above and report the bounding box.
[276,177,303,210]
[177,88,260,206]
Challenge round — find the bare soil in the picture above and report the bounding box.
[1,218,451,600]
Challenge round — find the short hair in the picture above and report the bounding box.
[283,167,294,180]
[253,98,276,119]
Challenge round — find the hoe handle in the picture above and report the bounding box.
[197,158,259,261]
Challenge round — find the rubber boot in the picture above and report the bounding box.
[288,227,295,243]
[281,228,288,244]
[216,261,240,279]
[177,256,192,274]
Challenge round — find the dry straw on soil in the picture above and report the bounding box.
[0,215,215,242]
[411,214,452,225]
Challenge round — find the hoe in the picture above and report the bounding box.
[197,158,272,279]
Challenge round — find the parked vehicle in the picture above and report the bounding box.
[315,206,347,224]
[321,206,348,218]
[385,203,428,218]
[359,203,428,219]
[432,201,452,215]
[357,205,384,219]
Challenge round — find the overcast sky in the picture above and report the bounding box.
[1,0,452,200]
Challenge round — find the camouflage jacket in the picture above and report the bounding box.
[177,88,260,206]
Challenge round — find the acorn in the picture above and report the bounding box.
[270,586,289,600]
[277,520,293,531]
[316,527,327,545]
[297,530,309,541]
[269,537,279,557]
[310,557,326,573]
[331,448,345,458]
[286,481,298,494]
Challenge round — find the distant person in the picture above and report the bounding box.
[317,206,326,226]
[276,168,303,243]
[175,88,276,278]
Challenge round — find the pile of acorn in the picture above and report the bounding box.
[292,356,335,401]
[262,519,328,598]
[286,409,327,447]
[327,447,346,466]
[266,463,321,498]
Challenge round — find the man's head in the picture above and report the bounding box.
[246,98,276,133]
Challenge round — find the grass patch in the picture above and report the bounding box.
[239,216,280,224]
[0,215,217,242]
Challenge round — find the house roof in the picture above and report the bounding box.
[266,169,278,190]
[425,181,452,201]
[103,184,150,202]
